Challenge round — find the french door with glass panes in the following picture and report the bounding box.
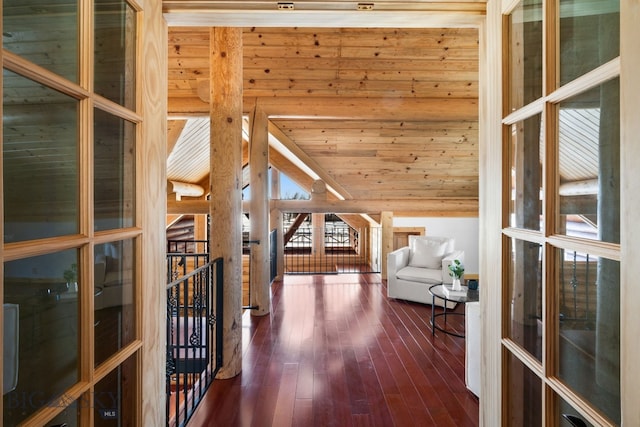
[502,0,621,424]
[2,0,142,425]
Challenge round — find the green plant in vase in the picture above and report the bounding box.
[448,259,464,290]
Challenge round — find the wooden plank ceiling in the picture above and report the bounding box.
[168,26,480,215]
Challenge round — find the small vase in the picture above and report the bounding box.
[452,277,461,291]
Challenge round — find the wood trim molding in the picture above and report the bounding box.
[163,9,486,29]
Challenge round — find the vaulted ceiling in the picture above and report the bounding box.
[167,26,480,217]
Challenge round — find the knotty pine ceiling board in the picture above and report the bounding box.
[167,26,480,207]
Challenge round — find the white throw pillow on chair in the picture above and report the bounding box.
[408,238,447,269]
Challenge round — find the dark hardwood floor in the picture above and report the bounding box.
[188,273,479,427]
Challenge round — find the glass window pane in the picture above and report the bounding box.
[2,0,78,82]
[506,351,542,426]
[557,249,620,424]
[3,70,79,243]
[95,239,136,366]
[93,354,137,426]
[559,0,619,86]
[507,238,543,361]
[557,79,619,244]
[509,114,543,231]
[279,171,310,200]
[94,109,135,231]
[94,0,136,109]
[508,0,543,112]
[47,399,80,427]
[3,249,79,425]
[556,395,596,427]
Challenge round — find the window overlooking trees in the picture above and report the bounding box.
[278,172,309,200]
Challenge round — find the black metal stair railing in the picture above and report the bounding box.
[167,240,210,281]
[167,239,209,255]
[270,229,277,282]
[166,255,223,427]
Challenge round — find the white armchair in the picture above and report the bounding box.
[387,235,464,307]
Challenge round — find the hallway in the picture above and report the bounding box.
[188,273,479,426]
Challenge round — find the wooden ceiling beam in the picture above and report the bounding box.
[167,120,187,157]
[271,198,478,214]
[169,96,478,121]
[268,121,353,199]
[260,97,478,121]
[166,214,184,228]
[167,197,478,215]
[283,213,310,245]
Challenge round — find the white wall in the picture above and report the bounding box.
[393,217,479,276]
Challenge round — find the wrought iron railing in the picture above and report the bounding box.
[166,257,223,427]
[243,237,258,310]
[167,239,209,255]
[283,224,381,274]
[270,229,277,282]
[560,251,597,326]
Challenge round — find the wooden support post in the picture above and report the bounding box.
[312,213,325,256]
[194,214,207,243]
[249,106,271,316]
[381,211,393,280]
[209,27,243,379]
[310,180,327,269]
